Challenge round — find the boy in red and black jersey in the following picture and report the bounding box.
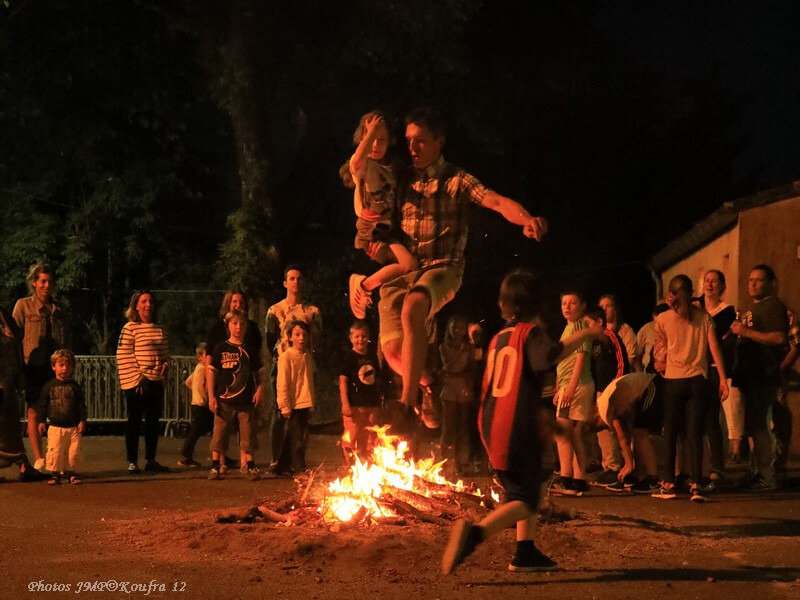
[442,270,600,575]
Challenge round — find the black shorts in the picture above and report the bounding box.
[631,378,663,435]
[496,467,545,510]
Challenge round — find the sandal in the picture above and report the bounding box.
[48,475,60,486]
[68,474,81,485]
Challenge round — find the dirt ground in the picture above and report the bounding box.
[2,433,800,600]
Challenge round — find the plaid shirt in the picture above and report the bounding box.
[397,156,488,270]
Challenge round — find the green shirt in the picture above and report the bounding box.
[556,319,592,389]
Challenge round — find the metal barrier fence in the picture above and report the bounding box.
[74,355,340,429]
[75,356,195,430]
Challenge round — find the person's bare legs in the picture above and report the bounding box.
[478,500,535,537]
[555,418,575,477]
[571,421,587,479]
[362,244,418,292]
[400,290,431,408]
[27,407,43,463]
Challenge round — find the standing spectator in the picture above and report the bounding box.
[438,315,477,475]
[177,343,212,468]
[265,265,322,472]
[0,307,46,481]
[338,321,382,459]
[584,306,629,486]
[653,275,728,501]
[775,308,799,477]
[38,349,87,485]
[552,291,594,496]
[206,288,263,468]
[12,263,70,471]
[731,265,789,491]
[599,294,638,371]
[207,310,264,480]
[698,269,738,479]
[206,288,262,359]
[636,303,669,373]
[116,290,170,473]
[275,321,315,475]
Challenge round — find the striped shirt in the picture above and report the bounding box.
[116,322,170,390]
[397,156,488,270]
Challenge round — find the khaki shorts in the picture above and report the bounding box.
[555,382,595,422]
[378,265,463,347]
[210,403,255,454]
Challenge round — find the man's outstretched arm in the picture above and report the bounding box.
[481,191,548,240]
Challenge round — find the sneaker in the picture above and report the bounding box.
[651,482,678,499]
[19,465,48,482]
[590,470,619,487]
[571,479,591,497]
[127,462,140,474]
[244,466,261,481]
[348,274,369,319]
[689,483,708,503]
[47,474,60,486]
[177,457,201,468]
[508,546,557,572]
[606,480,629,493]
[674,472,691,494]
[219,463,229,475]
[208,466,221,480]
[551,475,576,496]
[33,458,46,472]
[144,460,170,473]
[441,520,483,575]
[630,476,661,495]
[740,476,777,492]
[697,477,716,494]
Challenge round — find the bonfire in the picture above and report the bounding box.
[216,426,501,530]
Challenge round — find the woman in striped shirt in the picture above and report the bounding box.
[116,290,170,473]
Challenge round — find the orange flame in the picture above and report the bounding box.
[319,425,475,523]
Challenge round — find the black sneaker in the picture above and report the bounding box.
[630,476,661,495]
[605,480,629,493]
[441,520,483,575]
[176,457,201,468]
[571,479,591,497]
[551,475,576,496]
[740,476,777,492]
[508,546,557,572]
[651,482,678,499]
[590,470,619,487]
[689,483,708,503]
[144,460,170,473]
[19,465,49,482]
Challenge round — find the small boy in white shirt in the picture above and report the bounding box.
[178,343,212,468]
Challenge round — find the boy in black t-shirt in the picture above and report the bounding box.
[338,321,382,459]
[207,310,264,480]
[38,349,87,485]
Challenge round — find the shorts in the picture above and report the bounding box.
[378,265,463,348]
[555,382,595,422]
[631,379,663,435]
[355,220,402,265]
[496,468,545,510]
[210,403,255,454]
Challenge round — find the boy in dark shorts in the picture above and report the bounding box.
[207,310,264,480]
[441,270,601,575]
